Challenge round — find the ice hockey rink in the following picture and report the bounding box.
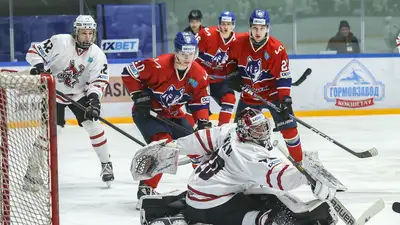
[57,114,400,225]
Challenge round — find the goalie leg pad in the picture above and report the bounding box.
[148,215,188,225]
[140,191,187,225]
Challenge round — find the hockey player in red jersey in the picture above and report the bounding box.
[228,9,304,162]
[195,11,238,126]
[184,9,204,35]
[121,31,212,203]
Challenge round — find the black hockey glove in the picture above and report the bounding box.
[196,119,212,130]
[276,96,292,120]
[227,74,243,92]
[30,63,45,75]
[85,93,101,121]
[132,91,152,117]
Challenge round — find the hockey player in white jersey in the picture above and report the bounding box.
[25,15,114,186]
[397,32,400,53]
[133,108,339,225]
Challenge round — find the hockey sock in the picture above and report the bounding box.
[81,120,110,163]
[280,127,303,162]
[218,92,236,126]
[143,132,173,189]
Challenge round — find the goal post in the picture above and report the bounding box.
[0,70,59,225]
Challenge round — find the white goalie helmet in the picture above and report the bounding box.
[236,107,273,149]
[73,15,97,48]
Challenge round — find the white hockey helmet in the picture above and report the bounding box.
[73,15,97,48]
[236,107,272,149]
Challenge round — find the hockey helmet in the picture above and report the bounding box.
[218,11,236,25]
[236,107,272,148]
[188,9,202,21]
[249,9,271,41]
[249,9,270,26]
[174,32,198,54]
[73,15,97,48]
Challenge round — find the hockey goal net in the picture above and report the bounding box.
[0,70,58,225]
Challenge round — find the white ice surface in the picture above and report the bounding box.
[57,115,400,225]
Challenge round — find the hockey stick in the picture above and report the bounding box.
[148,110,195,166]
[393,202,400,213]
[241,86,378,158]
[273,141,384,225]
[226,68,312,86]
[56,90,147,147]
[292,68,312,86]
[148,110,193,135]
[57,91,190,166]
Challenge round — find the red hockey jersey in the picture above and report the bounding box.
[121,53,210,121]
[229,33,292,105]
[196,26,238,83]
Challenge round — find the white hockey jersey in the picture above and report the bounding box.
[397,33,400,53]
[26,34,109,104]
[175,124,308,209]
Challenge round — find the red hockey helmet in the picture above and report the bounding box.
[236,107,272,148]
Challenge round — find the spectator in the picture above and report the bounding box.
[326,20,360,53]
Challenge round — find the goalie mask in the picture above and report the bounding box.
[236,107,272,149]
[73,15,97,49]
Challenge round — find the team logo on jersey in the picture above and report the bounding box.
[324,59,385,108]
[56,60,85,88]
[159,85,185,109]
[212,48,229,67]
[245,56,263,83]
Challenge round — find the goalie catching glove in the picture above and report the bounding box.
[130,139,180,181]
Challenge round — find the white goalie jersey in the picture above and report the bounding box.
[174,124,308,209]
[26,34,109,103]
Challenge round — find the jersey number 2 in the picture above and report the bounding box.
[195,152,225,180]
[100,64,108,74]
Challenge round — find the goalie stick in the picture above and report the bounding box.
[393,202,400,213]
[241,86,378,158]
[56,90,190,166]
[273,141,384,225]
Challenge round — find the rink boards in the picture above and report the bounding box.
[1,54,400,124]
